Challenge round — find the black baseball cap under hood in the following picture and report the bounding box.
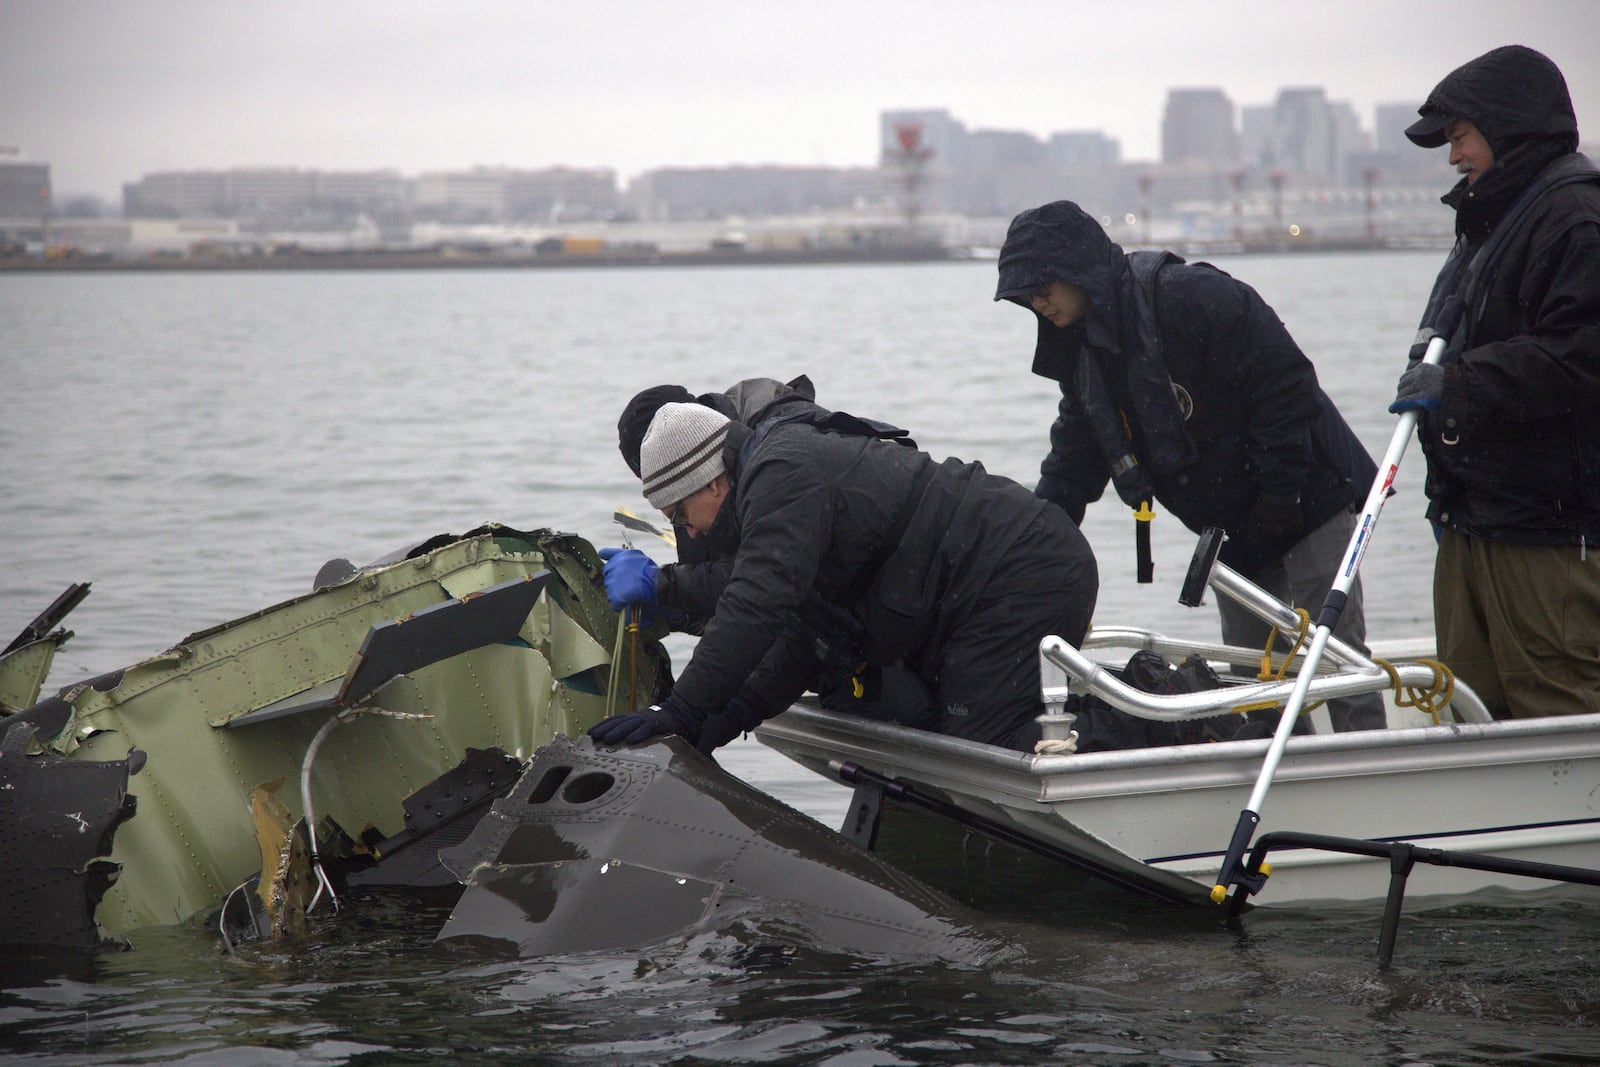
[1405,45,1578,155]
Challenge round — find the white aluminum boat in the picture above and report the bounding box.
[756,555,1600,907]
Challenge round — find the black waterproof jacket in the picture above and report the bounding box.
[1405,46,1600,545]
[995,201,1376,573]
[666,420,1063,722]
[653,376,914,617]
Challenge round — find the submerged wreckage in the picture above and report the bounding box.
[1,525,665,950]
[0,523,984,961]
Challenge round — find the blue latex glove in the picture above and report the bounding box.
[588,697,700,746]
[598,547,658,612]
[1389,362,1444,413]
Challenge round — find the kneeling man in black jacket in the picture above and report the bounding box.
[589,401,1099,753]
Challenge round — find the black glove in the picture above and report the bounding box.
[1245,492,1303,548]
[692,694,767,755]
[588,696,699,746]
[1388,362,1445,413]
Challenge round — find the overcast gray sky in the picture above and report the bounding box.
[3,0,1596,200]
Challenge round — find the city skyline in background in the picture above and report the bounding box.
[2,1,1596,203]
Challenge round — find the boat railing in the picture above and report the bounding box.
[1040,549,1493,728]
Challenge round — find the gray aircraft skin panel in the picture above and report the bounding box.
[437,734,1002,961]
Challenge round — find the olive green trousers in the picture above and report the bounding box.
[1435,530,1600,719]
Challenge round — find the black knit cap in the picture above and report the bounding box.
[618,384,694,476]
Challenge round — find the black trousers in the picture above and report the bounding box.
[931,506,1099,750]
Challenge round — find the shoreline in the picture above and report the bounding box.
[0,236,1449,274]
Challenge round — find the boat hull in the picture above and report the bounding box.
[755,705,1600,904]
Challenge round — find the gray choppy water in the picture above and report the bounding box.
[3,257,1596,1064]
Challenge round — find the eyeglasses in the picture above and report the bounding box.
[662,492,700,524]
[664,480,715,527]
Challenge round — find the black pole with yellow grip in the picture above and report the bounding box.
[1134,500,1156,583]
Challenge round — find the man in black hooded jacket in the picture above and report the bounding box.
[995,200,1385,732]
[606,376,937,746]
[589,400,1099,754]
[613,375,865,628]
[1389,45,1600,719]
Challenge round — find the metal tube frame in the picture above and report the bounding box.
[1038,555,1492,725]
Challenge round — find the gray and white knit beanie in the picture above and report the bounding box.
[640,402,731,508]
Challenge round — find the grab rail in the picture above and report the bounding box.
[1040,550,1493,725]
[1039,636,1493,723]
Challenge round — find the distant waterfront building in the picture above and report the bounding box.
[626,165,874,221]
[1270,87,1338,178]
[966,128,1050,168]
[879,108,964,217]
[309,169,407,214]
[1240,104,1273,170]
[125,170,226,217]
[1374,102,1422,156]
[1327,100,1372,183]
[413,168,507,221]
[224,167,317,219]
[0,154,52,219]
[878,108,1133,219]
[1162,88,1240,166]
[125,167,404,221]
[1240,87,1369,185]
[879,109,966,171]
[503,166,618,222]
[411,166,617,222]
[1049,131,1120,168]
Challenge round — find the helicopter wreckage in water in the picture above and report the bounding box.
[0,525,666,950]
[0,523,989,964]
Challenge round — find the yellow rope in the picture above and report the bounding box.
[1231,607,1325,716]
[1373,657,1455,725]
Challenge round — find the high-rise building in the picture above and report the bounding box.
[1162,88,1240,166]
[879,109,966,170]
[0,154,51,218]
[1271,87,1338,177]
[1049,131,1120,168]
[1374,103,1423,155]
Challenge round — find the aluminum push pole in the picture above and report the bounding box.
[1210,297,1463,905]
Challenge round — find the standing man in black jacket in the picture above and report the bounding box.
[1389,45,1600,719]
[589,400,1099,753]
[996,200,1385,732]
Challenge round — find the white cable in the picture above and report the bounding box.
[299,704,432,916]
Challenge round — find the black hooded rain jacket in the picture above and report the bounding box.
[995,200,1376,573]
[666,419,1096,745]
[1405,45,1600,545]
